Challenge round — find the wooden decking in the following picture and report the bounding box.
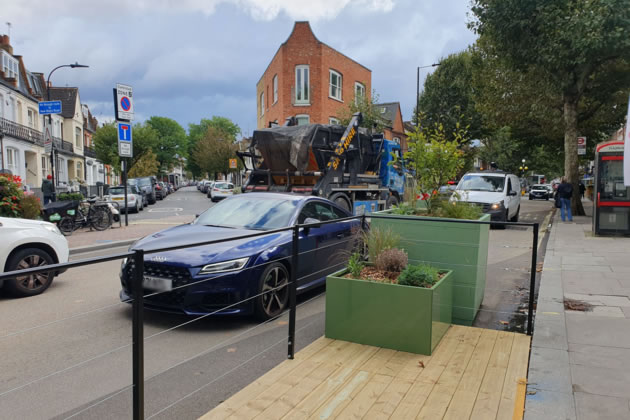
[200,326,531,420]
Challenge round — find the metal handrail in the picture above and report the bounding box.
[0,117,43,145]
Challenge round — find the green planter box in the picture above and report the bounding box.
[325,269,453,355]
[371,211,490,326]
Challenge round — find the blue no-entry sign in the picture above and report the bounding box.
[38,101,62,115]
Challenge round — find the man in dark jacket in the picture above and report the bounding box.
[41,175,54,205]
[557,177,573,222]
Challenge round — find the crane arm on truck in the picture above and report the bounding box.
[327,112,362,172]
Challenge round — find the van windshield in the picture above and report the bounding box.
[457,175,505,192]
[136,178,152,186]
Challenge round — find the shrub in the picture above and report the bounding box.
[398,264,439,288]
[19,195,42,219]
[57,192,84,202]
[390,202,419,216]
[363,227,400,263]
[436,200,482,220]
[0,174,24,217]
[375,248,408,273]
[347,252,365,278]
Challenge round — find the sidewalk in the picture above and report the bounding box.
[67,214,194,250]
[525,202,630,419]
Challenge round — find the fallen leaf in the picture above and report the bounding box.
[527,390,537,395]
[418,361,425,368]
[499,320,509,325]
[277,321,288,326]
[227,348,237,353]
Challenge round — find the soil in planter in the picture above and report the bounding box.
[345,267,445,287]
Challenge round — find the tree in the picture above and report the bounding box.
[146,116,188,175]
[193,126,240,179]
[93,122,160,174]
[337,91,387,132]
[188,117,241,178]
[128,150,160,178]
[416,50,484,141]
[470,0,630,214]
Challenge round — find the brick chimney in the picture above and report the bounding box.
[0,34,13,55]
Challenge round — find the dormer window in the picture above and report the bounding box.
[2,51,19,86]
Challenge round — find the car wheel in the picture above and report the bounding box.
[4,248,55,297]
[510,206,520,222]
[329,193,352,212]
[255,262,290,320]
[529,195,533,200]
[134,201,140,213]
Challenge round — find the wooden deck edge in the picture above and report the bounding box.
[512,378,527,420]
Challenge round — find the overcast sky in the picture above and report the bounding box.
[4,0,477,137]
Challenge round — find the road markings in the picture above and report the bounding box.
[147,207,184,213]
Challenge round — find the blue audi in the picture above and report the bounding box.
[120,193,362,319]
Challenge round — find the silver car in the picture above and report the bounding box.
[107,185,144,213]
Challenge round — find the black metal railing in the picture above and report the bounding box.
[52,137,74,153]
[0,117,43,145]
[0,213,539,419]
[84,146,97,158]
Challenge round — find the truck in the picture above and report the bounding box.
[237,113,407,214]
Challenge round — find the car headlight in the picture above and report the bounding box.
[490,201,503,210]
[199,257,249,274]
[43,223,62,236]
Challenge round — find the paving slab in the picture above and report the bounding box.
[528,347,572,393]
[562,275,622,295]
[531,312,568,351]
[524,388,576,420]
[569,343,630,370]
[574,392,630,420]
[571,364,630,399]
[566,314,630,348]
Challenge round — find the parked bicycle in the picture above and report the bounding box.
[57,198,113,236]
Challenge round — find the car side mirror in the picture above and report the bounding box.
[508,190,517,196]
[302,217,321,235]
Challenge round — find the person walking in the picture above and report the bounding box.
[557,177,573,222]
[579,182,585,199]
[41,175,54,205]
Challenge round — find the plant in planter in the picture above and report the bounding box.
[326,240,453,355]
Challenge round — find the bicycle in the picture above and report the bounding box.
[58,198,113,236]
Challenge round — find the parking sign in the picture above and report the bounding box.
[115,83,134,121]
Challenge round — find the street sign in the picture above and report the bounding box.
[117,122,133,157]
[115,83,134,121]
[578,136,586,155]
[229,158,237,169]
[44,120,53,154]
[39,101,62,115]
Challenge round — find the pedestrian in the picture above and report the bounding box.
[41,175,54,205]
[579,182,585,199]
[557,176,573,222]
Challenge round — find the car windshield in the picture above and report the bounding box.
[457,175,505,192]
[532,185,546,190]
[136,178,152,186]
[215,182,233,190]
[194,196,298,230]
[109,187,125,195]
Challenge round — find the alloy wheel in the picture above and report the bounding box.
[260,265,289,318]
[15,255,50,291]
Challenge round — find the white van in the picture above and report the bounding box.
[452,171,521,223]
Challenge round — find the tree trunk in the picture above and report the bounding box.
[563,94,585,216]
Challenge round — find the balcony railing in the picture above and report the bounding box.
[0,117,43,146]
[53,137,74,153]
[84,146,97,158]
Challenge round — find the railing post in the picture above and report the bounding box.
[132,249,145,420]
[527,223,539,336]
[288,225,298,359]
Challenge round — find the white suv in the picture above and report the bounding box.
[453,171,521,224]
[0,217,69,297]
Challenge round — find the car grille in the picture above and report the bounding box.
[467,202,491,212]
[122,261,191,306]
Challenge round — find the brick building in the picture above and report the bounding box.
[256,21,371,129]
[375,102,408,153]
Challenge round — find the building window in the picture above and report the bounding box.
[296,114,310,126]
[354,82,366,103]
[393,137,401,144]
[27,109,36,128]
[41,156,48,178]
[76,161,83,180]
[260,92,265,117]
[273,74,278,104]
[6,148,19,174]
[329,70,342,101]
[2,51,19,83]
[329,117,340,125]
[56,157,65,183]
[75,127,82,148]
[295,65,309,104]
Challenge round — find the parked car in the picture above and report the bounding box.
[107,185,144,213]
[200,180,212,194]
[119,193,362,319]
[1,216,69,297]
[529,184,551,201]
[209,182,234,202]
[129,176,157,204]
[155,182,167,200]
[452,171,521,224]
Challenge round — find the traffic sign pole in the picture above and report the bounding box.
[122,159,128,227]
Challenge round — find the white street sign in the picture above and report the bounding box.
[116,83,134,121]
[44,120,53,154]
[577,136,586,155]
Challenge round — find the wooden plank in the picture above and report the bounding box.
[388,326,465,420]
[336,373,394,419]
[416,327,483,419]
[497,334,531,419]
[512,378,527,420]
[393,351,433,381]
[442,329,498,420]
[201,337,334,420]
[469,331,515,420]
[306,370,373,419]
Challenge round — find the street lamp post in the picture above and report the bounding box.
[416,63,440,126]
[519,159,528,178]
[46,62,89,200]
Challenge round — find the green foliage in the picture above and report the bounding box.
[337,90,387,132]
[146,116,188,175]
[188,117,241,178]
[390,202,422,216]
[402,121,466,214]
[0,175,24,217]
[193,125,242,178]
[93,122,161,174]
[416,50,483,141]
[19,195,42,219]
[57,193,84,202]
[363,227,400,264]
[128,150,160,178]
[398,264,439,288]
[374,248,408,273]
[436,200,482,220]
[347,252,365,279]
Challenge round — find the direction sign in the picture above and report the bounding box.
[39,101,62,115]
[117,122,133,157]
[44,120,53,154]
[578,136,586,155]
[115,83,134,120]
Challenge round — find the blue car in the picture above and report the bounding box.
[120,193,362,319]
